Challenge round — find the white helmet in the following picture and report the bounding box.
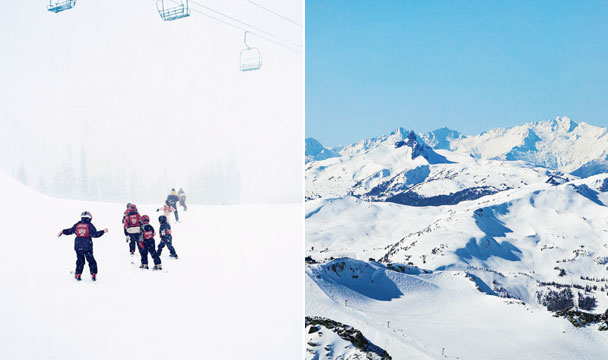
[81,211,92,220]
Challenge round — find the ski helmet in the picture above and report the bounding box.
[158,215,167,223]
[141,215,150,224]
[128,204,137,212]
[81,211,92,220]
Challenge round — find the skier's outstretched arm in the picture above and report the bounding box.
[58,224,77,237]
[90,224,108,238]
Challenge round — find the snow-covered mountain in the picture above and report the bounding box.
[421,127,463,150]
[306,176,608,359]
[310,116,608,178]
[305,120,608,359]
[306,138,340,163]
[446,116,608,173]
[306,128,555,205]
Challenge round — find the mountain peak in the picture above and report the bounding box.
[548,116,578,132]
[394,131,451,164]
[422,127,462,150]
[305,138,339,163]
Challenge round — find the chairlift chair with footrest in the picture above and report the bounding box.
[156,0,190,22]
[47,0,76,13]
[240,31,263,72]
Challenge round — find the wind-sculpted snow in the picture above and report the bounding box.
[473,204,513,237]
[310,258,404,301]
[571,184,604,206]
[572,158,608,178]
[455,237,522,263]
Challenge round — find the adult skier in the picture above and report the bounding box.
[166,188,180,222]
[123,203,141,255]
[138,215,162,270]
[58,211,108,281]
[157,215,178,259]
[178,188,187,211]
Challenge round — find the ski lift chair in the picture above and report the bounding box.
[240,31,263,72]
[47,0,76,13]
[156,0,191,21]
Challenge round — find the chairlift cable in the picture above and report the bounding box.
[184,4,302,53]
[188,0,302,49]
[246,0,303,28]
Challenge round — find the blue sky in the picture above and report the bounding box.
[306,0,608,147]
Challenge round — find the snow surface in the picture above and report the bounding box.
[306,322,383,360]
[0,171,302,359]
[307,259,607,359]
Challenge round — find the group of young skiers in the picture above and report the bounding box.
[58,188,188,281]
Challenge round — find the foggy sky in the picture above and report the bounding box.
[0,0,303,203]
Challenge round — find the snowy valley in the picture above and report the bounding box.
[305,117,608,359]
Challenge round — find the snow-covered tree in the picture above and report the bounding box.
[16,159,27,185]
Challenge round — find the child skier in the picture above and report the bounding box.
[121,203,132,225]
[138,215,162,270]
[157,215,178,259]
[156,200,177,224]
[123,204,141,255]
[58,211,108,281]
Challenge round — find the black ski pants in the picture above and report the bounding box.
[157,238,177,257]
[139,239,161,266]
[127,233,139,253]
[75,249,97,275]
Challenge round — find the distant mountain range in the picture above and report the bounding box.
[306,116,608,176]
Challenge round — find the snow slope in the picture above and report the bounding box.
[0,172,302,359]
[306,258,607,360]
[306,177,608,358]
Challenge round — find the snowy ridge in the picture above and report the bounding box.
[448,116,608,173]
[306,316,391,359]
[306,138,340,163]
[306,130,553,205]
